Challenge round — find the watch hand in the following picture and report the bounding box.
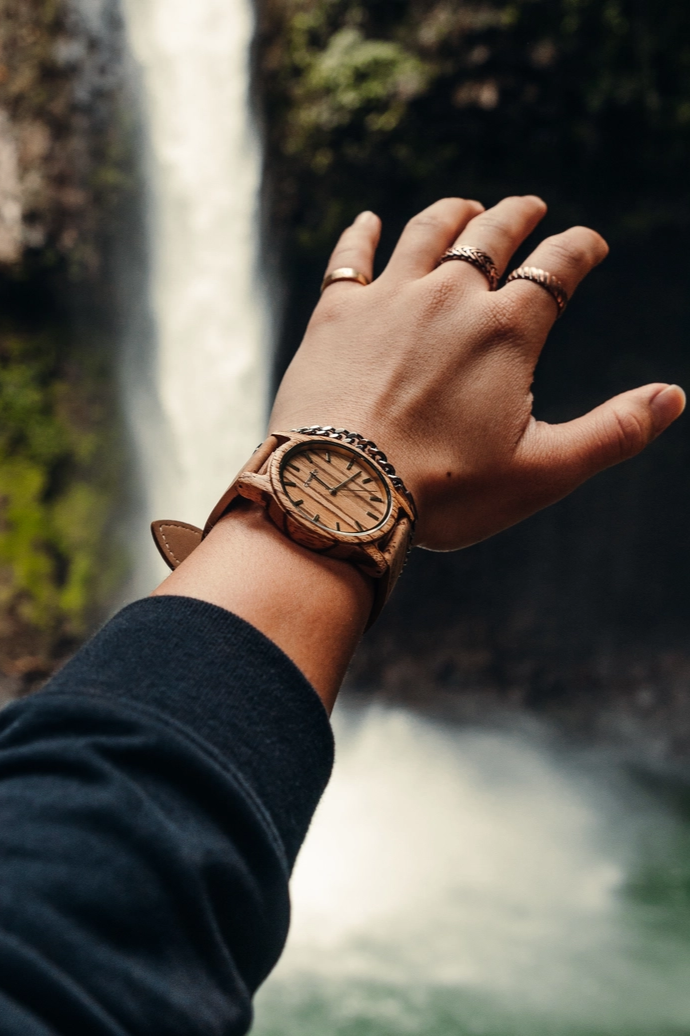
[331,470,363,495]
[305,469,335,491]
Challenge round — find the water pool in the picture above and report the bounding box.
[254,703,690,1036]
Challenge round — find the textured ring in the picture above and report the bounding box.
[437,246,500,291]
[321,267,371,293]
[505,266,569,317]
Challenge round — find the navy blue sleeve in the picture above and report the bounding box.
[0,596,333,1034]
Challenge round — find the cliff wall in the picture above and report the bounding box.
[0,0,129,695]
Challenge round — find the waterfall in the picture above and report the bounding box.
[121,0,268,595]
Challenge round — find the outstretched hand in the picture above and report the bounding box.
[270,196,685,550]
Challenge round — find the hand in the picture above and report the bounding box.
[330,471,362,495]
[270,196,685,550]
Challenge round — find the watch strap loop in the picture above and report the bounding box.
[203,434,285,535]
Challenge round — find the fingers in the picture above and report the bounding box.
[442,195,547,289]
[322,211,382,294]
[499,225,609,329]
[384,197,485,281]
[523,383,686,496]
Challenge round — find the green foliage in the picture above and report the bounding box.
[0,325,123,676]
[0,0,131,683]
[258,0,690,252]
[283,16,434,164]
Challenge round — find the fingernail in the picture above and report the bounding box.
[355,210,377,225]
[468,199,485,211]
[650,384,686,431]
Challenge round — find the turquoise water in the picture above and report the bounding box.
[253,704,690,1036]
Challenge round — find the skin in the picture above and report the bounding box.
[154,196,685,713]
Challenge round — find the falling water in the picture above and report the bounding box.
[121,0,268,594]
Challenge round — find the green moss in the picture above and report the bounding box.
[0,324,124,678]
[0,0,132,684]
[259,0,690,252]
[285,23,435,160]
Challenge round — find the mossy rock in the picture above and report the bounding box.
[0,320,125,684]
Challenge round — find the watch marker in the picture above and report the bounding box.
[366,511,379,521]
[347,457,355,470]
[325,451,331,463]
[336,521,341,531]
[355,520,364,531]
[312,514,320,523]
[288,464,300,473]
[303,452,313,463]
[284,480,297,487]
[362,477,373,484]
[293,499,303,507]
[370,496,383,503]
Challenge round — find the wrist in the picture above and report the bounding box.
[152,501,373,713]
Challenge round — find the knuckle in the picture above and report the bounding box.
[330,243,364,264]
[313,290,350,326]
[473,212,514,237]
[406,198,467,235]
[543,234,588,271]
[418,275,455,314]
[609,406,649,459]
[406,211,452,235]
[483,294,524,342]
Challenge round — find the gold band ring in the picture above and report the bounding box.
[505,266,569,317]
[437,246,500,291]
[321,267,371,294]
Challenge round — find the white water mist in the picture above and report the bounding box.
[255,705,690,1035]
[121,0,268,594]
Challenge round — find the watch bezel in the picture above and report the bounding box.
[268,436,397,543]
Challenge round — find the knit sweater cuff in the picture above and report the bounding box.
[45,596,334,865]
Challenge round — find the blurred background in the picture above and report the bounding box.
[3,0,690,1033]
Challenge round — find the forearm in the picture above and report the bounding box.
[0,595,334,1034]
[151,500,374,712]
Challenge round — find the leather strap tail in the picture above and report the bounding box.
[151,520,203,570]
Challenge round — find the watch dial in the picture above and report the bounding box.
[279,442,392,536]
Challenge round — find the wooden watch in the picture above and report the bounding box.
[151,427,417,629]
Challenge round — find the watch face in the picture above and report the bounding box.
[278,441,392,536]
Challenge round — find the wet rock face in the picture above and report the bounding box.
[0,110,21,263]
[0,0,126,274]
[0,0,128,690]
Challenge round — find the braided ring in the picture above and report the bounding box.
[505,266,569,317]
[437,246,500,291]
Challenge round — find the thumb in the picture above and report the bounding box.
[526,383,686,492]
